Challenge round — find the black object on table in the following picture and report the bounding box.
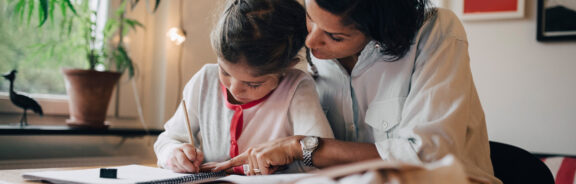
[100,168,118,179]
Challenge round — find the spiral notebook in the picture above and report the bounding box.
[22,165,227,184]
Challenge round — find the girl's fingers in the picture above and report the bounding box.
[170,156,186,173]
[211,153,248,173]
[200,162,218,172]
[194,149,204,166]
[176,149,198,173]
[181,145,198,162]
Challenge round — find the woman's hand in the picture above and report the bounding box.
[165,144,204,173]
[210,136,304,175]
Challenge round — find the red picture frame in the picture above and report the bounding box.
[456,0,525,20]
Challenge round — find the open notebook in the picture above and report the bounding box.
[22,164,311,184]
[22,165,227,184]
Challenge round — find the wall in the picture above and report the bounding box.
[140,0,223,128]
[457,1,576,155]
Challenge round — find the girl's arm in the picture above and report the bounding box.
[289,78,334,138]
[154,67,206,172]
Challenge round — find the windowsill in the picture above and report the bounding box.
[0,113,162,137]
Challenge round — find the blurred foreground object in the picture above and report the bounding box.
[294,155,482,184]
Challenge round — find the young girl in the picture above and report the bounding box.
[154,0,333,175]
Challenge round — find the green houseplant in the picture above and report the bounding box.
[9,0,160,129]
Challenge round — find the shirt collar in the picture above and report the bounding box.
[351,40,395,77]
[221,84,272,110]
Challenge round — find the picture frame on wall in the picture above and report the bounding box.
[537,0,576,41]
[455,0,525,21]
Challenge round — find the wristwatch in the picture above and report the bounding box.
[300,136,319,167]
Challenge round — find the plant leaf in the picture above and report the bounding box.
[116,0,127,16]
[14,0,26,23]
[117,45,134,78]
[59,0,67,17]
[26,0,34,26]
[153,0,161,12]
[125,18,144,29]
[38,0,49,27]
[48,0,55,25]
[103,19,118,38]
[131,0,140,10]
[64,0,77,15]
[67,16,74,35]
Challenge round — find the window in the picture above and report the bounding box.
[0,0,87,95]
[0,0,111,116]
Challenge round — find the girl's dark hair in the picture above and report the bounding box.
[315,0,436,61]
[211,0,307,76]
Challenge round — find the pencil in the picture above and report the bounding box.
[181,100,196,147]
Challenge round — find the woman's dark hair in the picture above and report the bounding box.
[211,0,307,76]
[314,0,436,61]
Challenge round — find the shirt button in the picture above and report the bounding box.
[382,121,389,129]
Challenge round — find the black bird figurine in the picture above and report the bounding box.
[2,70,43,127]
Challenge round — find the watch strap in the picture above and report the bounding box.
[302,149,314,167]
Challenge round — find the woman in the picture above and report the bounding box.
[211,0,501,183]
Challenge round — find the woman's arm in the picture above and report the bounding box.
[310,138,380,168]
[289,77,380,168]
[209,135,381,174]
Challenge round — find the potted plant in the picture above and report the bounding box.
[9,0,160,129]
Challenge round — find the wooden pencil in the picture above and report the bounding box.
[181,99,196,147]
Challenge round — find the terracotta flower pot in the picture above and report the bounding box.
[62,68,121,129]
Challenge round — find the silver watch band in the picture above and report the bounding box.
[302,149,314,167]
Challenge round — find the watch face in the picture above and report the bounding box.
[303,136,318,149]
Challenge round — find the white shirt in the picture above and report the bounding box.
[154,64,334,172]
[311,9,500,184]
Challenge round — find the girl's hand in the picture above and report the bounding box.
[166,144,204,173]
[210,136,304,175]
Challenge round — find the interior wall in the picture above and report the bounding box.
[454,1,576,155]
[146,0,223,127]
[136,0,223,128]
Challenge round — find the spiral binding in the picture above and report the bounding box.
[136,171,227,184]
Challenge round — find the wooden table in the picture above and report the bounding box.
[0,167,83,184]
[0,158,474,184]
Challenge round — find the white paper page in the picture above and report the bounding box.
[22,165,218,184]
